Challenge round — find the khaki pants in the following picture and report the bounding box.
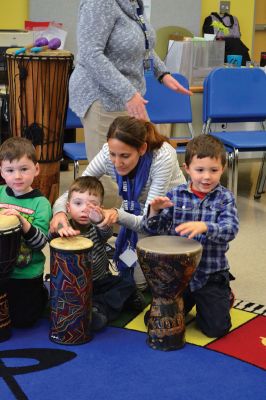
[82,101,129,162]
[82,101,128,209]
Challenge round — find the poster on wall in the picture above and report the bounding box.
[143,0,151,20]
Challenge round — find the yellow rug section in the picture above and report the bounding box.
[125,306,257,347]
[185,308,257,346]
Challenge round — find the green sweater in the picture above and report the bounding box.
[0,185,52,279]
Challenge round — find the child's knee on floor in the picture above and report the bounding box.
[197,313,232,338]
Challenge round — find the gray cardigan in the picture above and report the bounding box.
[69,0,168,117]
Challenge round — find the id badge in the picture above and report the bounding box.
[119,247,138,268]
[143,58,154,74]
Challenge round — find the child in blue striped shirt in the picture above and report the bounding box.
[50,176,145,331]
[142,135,239,338]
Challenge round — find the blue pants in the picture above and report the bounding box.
[183,271,232,338]
[93,273,136,321]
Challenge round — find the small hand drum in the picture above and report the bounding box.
[137,235,202,351]
[49,236,93,345]
[0,215,21,342]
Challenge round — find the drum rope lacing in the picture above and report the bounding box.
[5,53,74,163]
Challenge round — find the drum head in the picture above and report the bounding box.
[0,215,20,231]
[137,235,202,255]
[50,236,93,251]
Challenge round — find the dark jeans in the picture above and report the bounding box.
[183,271,232,338]
[93,273,136,321]
[6,275,48,328]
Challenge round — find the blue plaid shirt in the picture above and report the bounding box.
[142,183,239,291]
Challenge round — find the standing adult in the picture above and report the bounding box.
[51,117,186,289]
[69,0,192,163]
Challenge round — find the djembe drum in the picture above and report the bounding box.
[0,215,21,342]
[5,49,74,205]
[137,236,202,351]
[49,236,94,345]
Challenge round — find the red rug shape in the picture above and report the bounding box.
[207,315,266,370]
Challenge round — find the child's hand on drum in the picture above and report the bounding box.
[149,196,173,217]
[57,225,80,237]
[0,208,30,233]
[175,221,207,239]
[0,208,17,216]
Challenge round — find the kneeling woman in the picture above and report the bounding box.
[50,116,186,288]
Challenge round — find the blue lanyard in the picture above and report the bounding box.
[121,177,137,213]
[136,6,149,51]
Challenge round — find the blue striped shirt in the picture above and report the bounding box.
[142,183,239,291]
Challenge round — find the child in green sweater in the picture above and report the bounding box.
[0,137,52,328]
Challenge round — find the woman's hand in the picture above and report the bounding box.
[97,208,119,229]
[50,212,80,237]
[175,221,207,239]
[126,92,149,120]
[50,212,70,233]
[162,74,193,96]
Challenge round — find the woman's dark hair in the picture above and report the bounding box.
[185,135,227,167]
[107,116,169,152]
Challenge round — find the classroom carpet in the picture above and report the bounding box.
[0,298,265,400]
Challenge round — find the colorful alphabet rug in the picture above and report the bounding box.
[0,299,265,400]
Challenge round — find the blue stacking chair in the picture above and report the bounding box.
[63,74,194,179]
[145,72,194,154]
[202,67,266,198]
[64,108,87,179]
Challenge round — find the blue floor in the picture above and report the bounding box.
[0,319,265,400]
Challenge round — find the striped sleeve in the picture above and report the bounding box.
[94,224,113,242]
[23,225,48,250]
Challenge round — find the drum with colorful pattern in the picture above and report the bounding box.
[49,236,93,345]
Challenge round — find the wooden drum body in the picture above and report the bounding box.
[137,236,202,351]
[49,236,93,345]
[5,49,74,205]
[0,215,21,342]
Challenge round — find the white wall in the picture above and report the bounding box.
[150,0,201,35]
[29,0,202,56]
[29,0,80,55]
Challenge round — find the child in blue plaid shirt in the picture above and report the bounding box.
[142,135,239,338]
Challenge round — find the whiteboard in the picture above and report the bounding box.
[29,0,201,57]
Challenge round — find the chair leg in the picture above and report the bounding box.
[232,149,239,199]
[254,152,266,199]
[227,152,234,192]
[74,161,80,180]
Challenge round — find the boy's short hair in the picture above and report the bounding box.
[185,135,227,167]
[0,137,37,163]
[68,176,104,203]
